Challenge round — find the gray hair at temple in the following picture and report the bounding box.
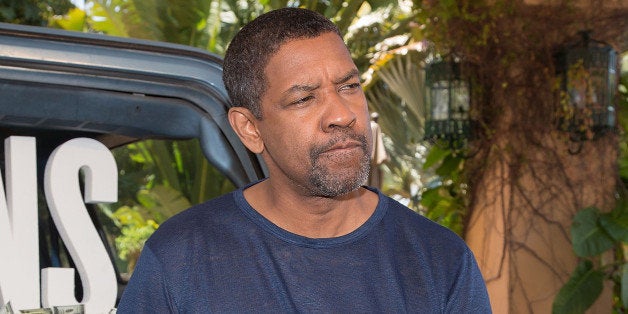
[222,8,343,119]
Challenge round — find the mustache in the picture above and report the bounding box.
[309,131,369,160]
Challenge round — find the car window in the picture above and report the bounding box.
[98,138,235,280]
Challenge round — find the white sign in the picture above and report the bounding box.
[0,136,118,313]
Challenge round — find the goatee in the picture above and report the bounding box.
[307,132,371,198]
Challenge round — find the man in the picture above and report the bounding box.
[117,8,491,313]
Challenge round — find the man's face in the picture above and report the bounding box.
[257,32,372,198]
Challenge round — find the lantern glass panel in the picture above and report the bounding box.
[451,80,469,120]
[567,66,588,109]
[589,67,605,109]
[430,80,450,120]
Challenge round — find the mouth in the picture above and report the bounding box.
[322,140,363,154]
[312,134,368,159]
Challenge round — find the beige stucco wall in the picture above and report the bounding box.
[466,135,617,313]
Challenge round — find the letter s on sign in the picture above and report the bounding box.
[42,138,118,313]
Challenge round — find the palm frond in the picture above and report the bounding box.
[374,50,428,128]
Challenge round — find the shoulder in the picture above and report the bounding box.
[144,191,239,253]
[378,194,490,307]
[379,193,470,255]
[373,192,490,310]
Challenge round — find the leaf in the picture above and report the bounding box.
[419,187,442,208]
[49,7,86,31]
[375,51,427,127]
[112,205,146,227]
[425,198,452,220]
[88,0,129,37]
[435,154,463,177]
[423,145,451,169]
[599,201,628,243]
[334,0,366,34]
[552,260,604,314]
[137,185,191,224]
[571,207,615,257]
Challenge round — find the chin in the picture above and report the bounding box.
[309,171,368,198]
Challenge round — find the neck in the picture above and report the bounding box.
[243,179,378,238]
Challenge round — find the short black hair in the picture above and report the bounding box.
[222,8,342,119]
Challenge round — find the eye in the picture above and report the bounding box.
[339,82,362,92]
[289,95,315,107]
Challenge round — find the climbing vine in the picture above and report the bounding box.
[413,0,628,312]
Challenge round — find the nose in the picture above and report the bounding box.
[321,93,357,132]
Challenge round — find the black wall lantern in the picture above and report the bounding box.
[556,30,617,153]
[424,57,472,147]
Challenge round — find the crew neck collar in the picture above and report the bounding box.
[234,181,387,248]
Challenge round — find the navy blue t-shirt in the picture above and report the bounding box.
[117,185,491,313]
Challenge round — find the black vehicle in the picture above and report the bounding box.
[0,22,265,312]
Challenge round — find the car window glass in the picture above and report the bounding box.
[96,138,235,278]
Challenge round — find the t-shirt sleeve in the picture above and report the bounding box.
[116,245,177,313]
[445,246,492,313]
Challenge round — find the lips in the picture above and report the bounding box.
[311,134,368,159]
[324,140,363,153]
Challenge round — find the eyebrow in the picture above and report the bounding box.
[282,69,361,97]
[332,69,360,85]
[284,82,320,96]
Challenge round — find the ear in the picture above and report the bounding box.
[228,107,264,154]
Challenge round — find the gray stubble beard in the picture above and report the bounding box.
[307,133,371,198]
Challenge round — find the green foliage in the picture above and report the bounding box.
[420,144,467,236]
[110,205,158,261]
[109,182,193,270]
[342,1,420,72]
[360,22,470,234]
[48,7,85,31]
[415,0,506,52]
[619,73,628,184]
[571,207,615,257]
[115,140,235,207]
[554,202,628,314]
[136,185,192,223]
[553,260,605,314]
[599,205,628,245]
[363,50,426,215]
[100,139,234,273]
[50,0,403,59]
[365,49,427,166]
[0,0,73,26]
[116,223,156,260]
